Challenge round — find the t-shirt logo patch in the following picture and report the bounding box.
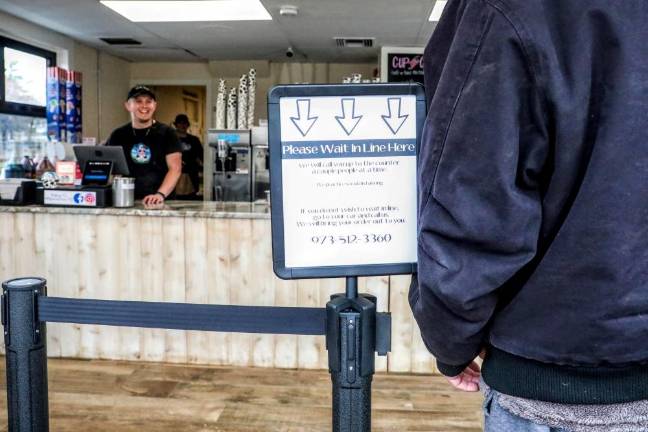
[131,143,151,164]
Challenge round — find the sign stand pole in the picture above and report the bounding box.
[327,276,377,432]
[269,83,420,431]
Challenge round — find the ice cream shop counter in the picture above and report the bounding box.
[0,201,434,374]
[0,200,271,219]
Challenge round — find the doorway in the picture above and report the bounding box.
[146,84,207,199]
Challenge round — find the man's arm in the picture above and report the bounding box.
[142,152,181,205]
[158,152,182,197]
[410,1,548,382]
[190,136,204,168]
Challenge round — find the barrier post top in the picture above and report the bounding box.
[2,277,46,291]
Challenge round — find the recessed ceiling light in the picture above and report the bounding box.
[100,0,272,22]
[429,0,447,22]
[279,5,299,17]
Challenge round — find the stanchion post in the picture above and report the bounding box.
[327,276,377,432]
[2,277,49,432]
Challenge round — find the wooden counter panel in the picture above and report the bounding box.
[0,212,435,373]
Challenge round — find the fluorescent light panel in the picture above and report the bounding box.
[100,0,272,22]
[429,0,447,21]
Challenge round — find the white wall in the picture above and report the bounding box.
[130,60,377,126]
[96,53,132,142]
[0,10,131,143]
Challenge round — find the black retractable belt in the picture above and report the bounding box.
[2,277,392,432]
[38,297,326,335]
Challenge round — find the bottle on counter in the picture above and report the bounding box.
[22,156,35,179]
[3,155,25,179]
[74,162,83,186]
[35,156,56,179]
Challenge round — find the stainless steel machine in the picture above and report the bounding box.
[251,126,269,202]
[208,127,269,202]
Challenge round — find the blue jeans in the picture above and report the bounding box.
[484,390,570,432]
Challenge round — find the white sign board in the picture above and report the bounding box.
[43,190,98,207]
[278,94,418,270]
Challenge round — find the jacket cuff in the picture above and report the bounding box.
[436,360,471,377]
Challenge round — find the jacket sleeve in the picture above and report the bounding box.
[410,0,548,376]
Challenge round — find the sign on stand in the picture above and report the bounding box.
[268,84,426,279]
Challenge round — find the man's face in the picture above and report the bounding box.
[175,121,189,134]
[125,95,156,123]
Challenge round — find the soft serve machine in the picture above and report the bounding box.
[208,127,269,202]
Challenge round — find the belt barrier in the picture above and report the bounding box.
[3,277,388,432]
[38,297,326,335]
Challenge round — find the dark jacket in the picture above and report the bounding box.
[410,0,648,403]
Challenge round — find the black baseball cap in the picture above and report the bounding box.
[174,114,190,125]
[126,85,156,101]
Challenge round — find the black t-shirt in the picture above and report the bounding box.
[178,133,203,176]
[106,122,182,198]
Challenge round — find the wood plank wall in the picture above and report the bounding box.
[0,212,438,374]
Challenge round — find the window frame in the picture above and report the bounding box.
[0,36,57,118]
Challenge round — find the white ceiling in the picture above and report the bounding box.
[0,0,439,63]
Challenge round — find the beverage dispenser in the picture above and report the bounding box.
[208,129,252,202]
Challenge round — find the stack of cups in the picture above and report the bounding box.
[238,74,248,130]
[215,79,226,129]
[227,88,237,130]
[247,68,257,128]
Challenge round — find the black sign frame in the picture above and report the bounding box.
[268,83,426,280]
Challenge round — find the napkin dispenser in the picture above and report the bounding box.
[0,179,37,205]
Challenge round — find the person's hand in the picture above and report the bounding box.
[143,192,165,206]
[445,361,481,392]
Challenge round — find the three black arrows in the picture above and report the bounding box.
[289,97,410,137]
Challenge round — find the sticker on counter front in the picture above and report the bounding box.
[44,190,97,207]
[279,95,418,268]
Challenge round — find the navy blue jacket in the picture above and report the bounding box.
[410,0,648,401]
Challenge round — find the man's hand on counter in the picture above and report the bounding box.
[142,152,181,208]
[143,192,165,207]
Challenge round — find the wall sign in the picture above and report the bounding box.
[380,46,425,84]
[386,53,424,84]
[268,84,426,279]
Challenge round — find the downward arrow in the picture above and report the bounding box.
[335,98,363,136]
[290,99,318,137]
[382,98,409,135]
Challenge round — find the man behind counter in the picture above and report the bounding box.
[106,85,182,205]
[173,113,203,199]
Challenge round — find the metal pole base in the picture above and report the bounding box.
[332,374,372,432]
[2,277,49,432]
[327,276,378,432]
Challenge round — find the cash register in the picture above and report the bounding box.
[36,146,130,208]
